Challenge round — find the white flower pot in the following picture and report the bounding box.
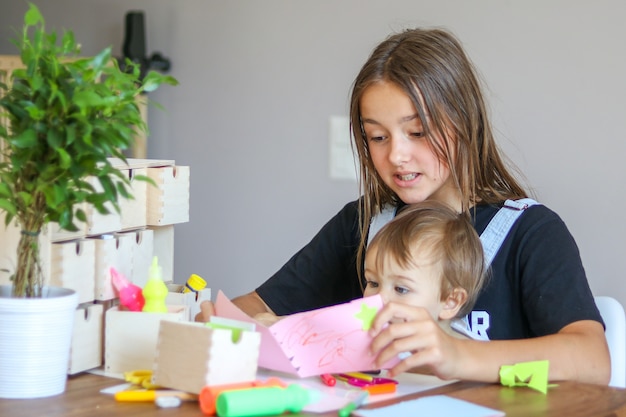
[0,285,78,398]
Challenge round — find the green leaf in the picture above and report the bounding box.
[11,129,38,148]
[61,31,76,54]
[65,124,76,145]
[58,148,71,168]
[24,3,43,26]
[0,199,17,217]
[73,90,104,108]
[47,129,63,148]
[91,47,111,72]
[132,174,157,187]
[25,105,45,120]
[53,184,66,205]
[17,191,33,207]
[75,208,87,222]
[0,182,12,198]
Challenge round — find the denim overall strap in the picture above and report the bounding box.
[367,205,397,246]
[480,198,539,268]
[367,198,539,269]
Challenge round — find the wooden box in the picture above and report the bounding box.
[115,228,154,288]
[146,165,190,226]
[165,286,212,321]
[68,303,103,374]
[49,239,96,305]
[47,220,87,242]
[0,215,21,286]
[149,225,174,282]
[91,233,135,301]
[85,175,123,236]
[119,167,148,231]
[104,305,188,376]
[152,320,260,394]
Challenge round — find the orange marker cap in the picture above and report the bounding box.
[199,378,286,415]
[362,382,397,395]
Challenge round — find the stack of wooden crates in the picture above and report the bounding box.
[0,158,190,374]
[1,53,191,375]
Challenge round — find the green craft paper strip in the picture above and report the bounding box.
[499,360,550,394]
[354,302,378,331]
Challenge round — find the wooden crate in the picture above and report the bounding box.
[152,320,260,394]
[104,305,188,375]
[165,286,212,322]
[116,228,154,288]
[47,219,88,242]
[49,239,96,305]
[85,175,123,236]
[90,233,135,301]
[146,165,190,226]
[149,225,174,282]
[68,303,103,374]
[119,167,148,231]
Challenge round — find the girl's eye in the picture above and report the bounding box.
[366,280,379,288]
[367,135,386,143]
[394,286,409,295]
[410,131,425,138]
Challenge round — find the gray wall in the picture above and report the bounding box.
[1,1,625,309]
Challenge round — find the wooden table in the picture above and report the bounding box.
[1,372,625,417]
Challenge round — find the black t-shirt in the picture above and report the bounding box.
[256,199,603,340]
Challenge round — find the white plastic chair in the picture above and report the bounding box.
[595,296,626,388]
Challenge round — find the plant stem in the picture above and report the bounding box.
[12,231,42,298]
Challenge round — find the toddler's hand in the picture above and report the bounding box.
[368,301,459,380]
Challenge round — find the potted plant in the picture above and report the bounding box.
[0,3,177,398]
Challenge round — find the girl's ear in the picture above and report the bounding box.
[438,288,468,320]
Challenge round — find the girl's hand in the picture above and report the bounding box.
[254,312,282,326]
[368,301,462,380]
[194,300,216,322]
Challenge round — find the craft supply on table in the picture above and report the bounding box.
[123,369,160,389]
[110,267,144,311]
[215,384,319,417]
[142,256,168,313]
[114,389,197,402]
[352,394,504,417]
[320,374,336,387]
[499,360,553,394]
[338,391,369,417]
[199,378,287,416]
[184,273,207,293]
[155,396,182,408]
[336,373,398,393]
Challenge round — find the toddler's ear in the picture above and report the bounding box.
[438,288,468,320]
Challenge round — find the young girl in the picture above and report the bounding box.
[363,200,487,341]
[204,28,609,384]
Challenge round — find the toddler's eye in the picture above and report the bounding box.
[366,280,379,288]
[394,286,409,295]
[410,132,425,138]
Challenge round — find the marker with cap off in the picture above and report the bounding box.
[320,373,336,387]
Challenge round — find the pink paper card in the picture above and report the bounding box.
[214,291,399,377]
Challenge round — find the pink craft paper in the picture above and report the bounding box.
[214,290,399,377]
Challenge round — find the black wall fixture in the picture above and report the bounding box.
[119,11,171,78]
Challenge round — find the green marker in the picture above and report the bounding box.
[338,391,369,417]
[215,384,318,417]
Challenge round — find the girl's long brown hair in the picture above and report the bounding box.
[350,28,528,282]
